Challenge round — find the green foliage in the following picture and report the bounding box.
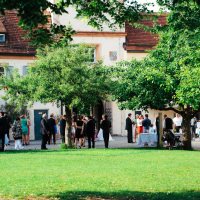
[112,1,200,114]
[0,0,152,47]
[111,1,200,149]
[1,45,111,113]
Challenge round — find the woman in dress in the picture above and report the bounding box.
[12,117,24,150]
[137,115,143,135]
[20,115,29,145]
[74,115,84,148]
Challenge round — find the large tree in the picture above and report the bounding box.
[1,45,111,146]
[111,1,200,150]
[0,0,151,46]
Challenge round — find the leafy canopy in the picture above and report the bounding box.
[112,1,200,115]
[1,45,111,113]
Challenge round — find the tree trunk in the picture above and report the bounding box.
[182,115,192,150]
[65,105,73,148]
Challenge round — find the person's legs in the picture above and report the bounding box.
[19,140,24,149]
[41,134,47,149]
[61,134,65,143]
[22,134,25,145]
[88,135,91,148]
[14,140,18,150]
[127,130,133,143]
[53,133,56,144]
[47,133,51,145]
[92,134,95,148]
[104,133,109,148]
[78,138,82,148]
[105,135,109,148]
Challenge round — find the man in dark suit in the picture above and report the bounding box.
[41,113,49,150]
[47,113,56,144]
[86,116,96,148]
[163,114,175,147]
[125,113,133,143]
[60,115,67,143]
[163,114,173,131]
[0,112,6,151]
[101,115,111,148]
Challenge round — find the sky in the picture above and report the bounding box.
[135,0,160,12]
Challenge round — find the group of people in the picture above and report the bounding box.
[40,113,112,150]
[0,112,30,151]
[126,113,152,143]
[125,112,200,147]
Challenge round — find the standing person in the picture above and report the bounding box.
[163,114,173,131]
[27,117,31,145]
[163,114,175,147]
[81,115,87,147]
[86,116,96,148]
[41,113,49,150]
[12,117,24,150]
[0,112,6,152]
[20,115,29,145]
[125,113,133,143]
[191,117,197,139]
[142,114,151,133]
[100,115,111,148]
[47,113,56,145]
[4,112,11,144]
[75,115,84,148]
[173,113,182,133]
[60,115,67,143]
[137,115,143,135]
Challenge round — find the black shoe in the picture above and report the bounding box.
[41,148,48,150]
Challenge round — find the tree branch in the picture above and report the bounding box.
[157,107,184,115]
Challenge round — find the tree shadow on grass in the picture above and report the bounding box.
[53,190,200,200]
[1,146,199,155]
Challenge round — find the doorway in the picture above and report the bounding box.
[34,110,48,140]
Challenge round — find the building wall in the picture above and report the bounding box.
[0,56,61,140]
[52,6,124,33]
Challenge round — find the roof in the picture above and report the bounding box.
[124,15,167,52]
[0,10,35,56]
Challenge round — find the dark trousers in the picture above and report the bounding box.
[127,129,133,143]
[48,131,56,144]
[175,126,181,133]
[0,134,5,152]
[61,134,65,143]
[41,134,48,149]
[88,134,95,148]
[103,132,109,148]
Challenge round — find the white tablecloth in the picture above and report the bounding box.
[138,133,157,146]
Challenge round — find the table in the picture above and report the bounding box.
[138,133,158,147]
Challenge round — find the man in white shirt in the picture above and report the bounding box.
[173,113,182,133]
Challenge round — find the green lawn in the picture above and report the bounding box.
[0,149,200,200]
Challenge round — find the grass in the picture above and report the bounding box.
[0,148,200,200]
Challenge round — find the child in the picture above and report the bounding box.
[12,117,24,150]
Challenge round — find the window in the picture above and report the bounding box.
[5,66,14,77]
[0,66,4,76]
[0,34,5,43]
[22,65,28,76]
[109,51,117,61]
[85,47,96,63]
